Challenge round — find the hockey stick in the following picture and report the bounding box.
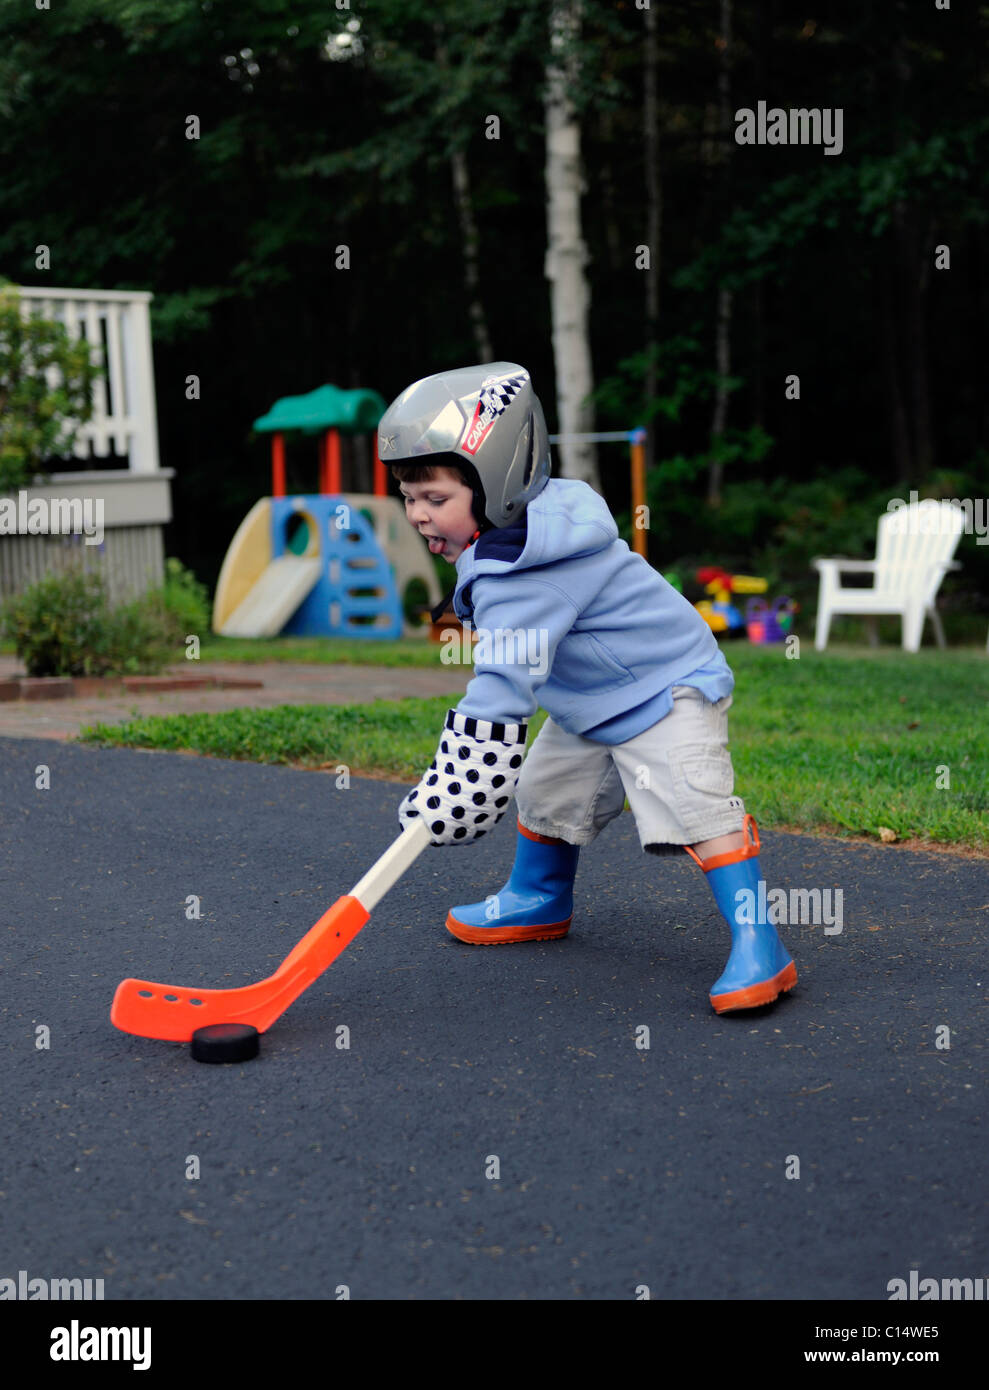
[111,817,432,1041]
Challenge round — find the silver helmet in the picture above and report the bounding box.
[377,362,551,528]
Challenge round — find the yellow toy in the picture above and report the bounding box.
[694,567,769,633]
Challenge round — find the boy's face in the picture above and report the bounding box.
[399,470,479,562]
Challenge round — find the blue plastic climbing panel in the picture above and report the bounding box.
[270,495,403,639]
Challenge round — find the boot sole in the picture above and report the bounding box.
[710,960,798,1014]
[445,912,572,945]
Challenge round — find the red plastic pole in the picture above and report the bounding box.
[272,433,286,498]
[327,428,341,494]
[319,433,329,494]
[373,435,386,497]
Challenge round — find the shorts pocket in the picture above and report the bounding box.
[668,743,735,835]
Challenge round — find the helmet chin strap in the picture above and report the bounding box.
[429,525,486,623]
[468,479,493,535]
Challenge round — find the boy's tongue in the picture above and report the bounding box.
[428,537,445,554]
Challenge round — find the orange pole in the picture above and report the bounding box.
[373,435,386,497]
[630,436,647,557]
[272,433,286,498]
[327,428,341,494]
[319,433,329,494]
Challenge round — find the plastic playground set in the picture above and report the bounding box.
[210,390,796,645]
[211,385,442,640]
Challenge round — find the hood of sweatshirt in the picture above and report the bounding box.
[453,478,617,607]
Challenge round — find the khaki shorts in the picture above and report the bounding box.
[515,686,746,855]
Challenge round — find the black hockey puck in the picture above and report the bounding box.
[191,1023,260,1064]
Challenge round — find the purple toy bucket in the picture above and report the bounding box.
[746,596,798,643]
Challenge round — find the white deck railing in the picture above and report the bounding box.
[15,286,161,473]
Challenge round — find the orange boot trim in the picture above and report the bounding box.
[445,912,572,945]
[709,960,798,1014]
[518,819,567,845]
[683,814,760,871]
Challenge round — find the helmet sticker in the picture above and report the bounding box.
[460,372,529,456]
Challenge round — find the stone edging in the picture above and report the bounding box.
[0,675,265,703]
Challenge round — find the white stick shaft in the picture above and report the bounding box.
[349,818,431,911]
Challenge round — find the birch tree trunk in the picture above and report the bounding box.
[544,0,599,487]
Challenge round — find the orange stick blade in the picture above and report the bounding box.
[111,895,369,1041]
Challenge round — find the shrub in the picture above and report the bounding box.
[0,566,172,677]
[401,576,430,626]
[99,596,173,675]
[0,569,104,676]
[0,281,102,492]
[139,557,212,649]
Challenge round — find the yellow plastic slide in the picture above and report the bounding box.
[216,554,322,637]
[213,498,320,637]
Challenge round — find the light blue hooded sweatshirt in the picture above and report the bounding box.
[451,477,734,744]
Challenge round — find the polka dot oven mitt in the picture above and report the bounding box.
[399,709,528,845]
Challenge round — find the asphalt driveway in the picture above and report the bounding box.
[1,737,985,1299]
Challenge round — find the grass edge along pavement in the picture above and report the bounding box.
[8,615,984,669]
[75,645,988,853]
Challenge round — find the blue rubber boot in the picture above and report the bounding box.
[447,820,580,944]
[686,815,797,1013]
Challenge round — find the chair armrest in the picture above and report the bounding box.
[812,558,877,573]
[920,558,963,597]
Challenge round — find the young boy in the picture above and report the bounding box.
[378,362,797,1014]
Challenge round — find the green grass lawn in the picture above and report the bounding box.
[76,641,988,851]
[0,632,416,666]
[0,632,446,667]
[199,634,448,666]
[726,643,987,850]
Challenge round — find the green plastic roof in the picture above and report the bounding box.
[252,384,388,436]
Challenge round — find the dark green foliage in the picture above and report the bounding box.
[0,281,102,491]
[616,463,989,627]
[0,0,985,590]
[0,557,209,676]
[146,557,212,645]
[0,568,164,676]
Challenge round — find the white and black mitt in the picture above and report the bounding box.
[399,709,528,846]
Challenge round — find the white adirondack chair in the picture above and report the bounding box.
[813,501,965,653]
